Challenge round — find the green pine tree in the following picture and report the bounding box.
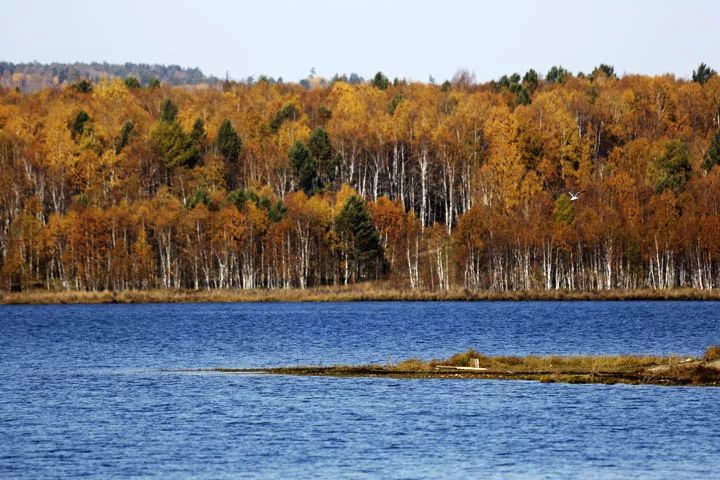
[270,103,299,132]
[336,196,385,282]
[592,64,616,79]
[190,118,207,150]
[151,121,200,170]
[124,77,141,89]
[523,69,539,93]
[115,120,134,154]
[216,120,241,162]
[70,110,90,138]
[289,140,319,194]
[703,131,720,173]
[159,98,178,123]
[656,140,692,193]
[546,65,569,84]
[215,120,242,188]
[692,63,716,85]
[307,128,337,188]
[372,71,389,90]
[73,79,92,93]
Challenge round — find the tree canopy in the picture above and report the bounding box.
[1,67,720,292]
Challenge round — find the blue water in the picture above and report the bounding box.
[1,301,719,479]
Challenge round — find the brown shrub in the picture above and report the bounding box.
[445,349,492,367]
[394,358,430,371]
[703,345,720,362]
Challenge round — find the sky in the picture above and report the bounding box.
[2,0,719,83]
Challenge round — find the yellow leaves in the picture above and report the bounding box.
[334,183,359,213]
[186,153,226,192]
[244,201,270,234]
[99,147,117,166]
[391,86,437,144]
[328,82,366,118]
[71,207,111,249]
[533,91,579,144]
[284,190,308,216]
[306,195,333,226]
[369,196,405,244]
[0,104,22,134]
[184,201,210,227]
[211,206,246,246]
[621,88,636,109]
[132,225,155,280]
[481,106,524,211]
[93,78,128,104]
[609,138,664,188]
[454,204,486,251]
[431,119,456,151]
[328,83,368,137]
[524,90,591,185]
[607,170,636,197]
[44,103,77,168]
[151,187,183,229]
[607,170,641,228]
[130,200,153,230]
[44,211,70,253]
[519,170,542,204]
[255,184,277,203]
[329,82,391,147]
[646,190,680,247]
[284,190,333,244]
[485,105,518,147]
[277,120,310,154]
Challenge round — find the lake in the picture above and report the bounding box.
[1,301,719,478]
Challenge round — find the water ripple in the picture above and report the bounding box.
[1,301,719,478]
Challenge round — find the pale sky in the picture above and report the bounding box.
[2,0,719,82]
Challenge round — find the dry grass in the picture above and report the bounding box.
[212,346,720,386]
[431,349,671,373]
[704,345,720,362]
[3,285,720,304]
[643,363,720,385]
[394,358,430,371]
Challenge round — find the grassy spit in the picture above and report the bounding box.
[3,285,720,304]
[211,346,720,387]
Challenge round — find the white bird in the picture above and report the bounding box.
[568,191,585,201]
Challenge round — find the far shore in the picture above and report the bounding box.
[206,347,720,387]
[2,285,720,305]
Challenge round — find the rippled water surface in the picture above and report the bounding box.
[1,301,719,478]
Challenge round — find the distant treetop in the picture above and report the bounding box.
[0,61,219,93]
[2,61,718,95]
[693,63,717,85]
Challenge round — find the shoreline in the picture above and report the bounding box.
[2,286,720,305]
[206,348,720,387]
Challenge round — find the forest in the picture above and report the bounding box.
[1,63,720,293]
[0,62,217,93]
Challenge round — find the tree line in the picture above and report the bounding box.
[0,62,217,93]
[1,63,720,292]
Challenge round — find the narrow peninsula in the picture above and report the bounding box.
[209,346,720,387]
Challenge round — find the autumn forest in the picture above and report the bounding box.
[2,64,720,293]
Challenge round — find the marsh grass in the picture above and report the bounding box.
[394,358,430,371]
[429,349,671,373]
[214,347,720,385]
[3,285,720,304]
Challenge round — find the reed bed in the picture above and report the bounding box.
[3,285,720,304]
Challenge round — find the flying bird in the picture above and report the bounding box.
[568,191,585,201]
